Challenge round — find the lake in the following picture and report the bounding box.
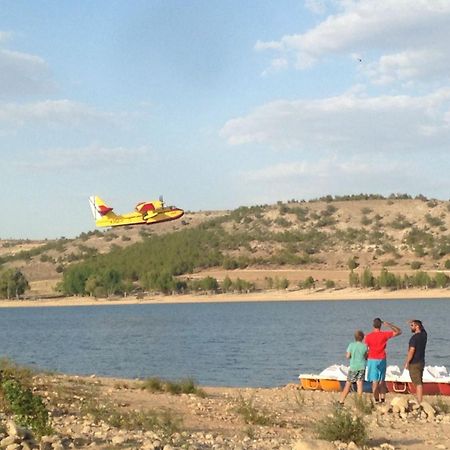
[0,299,449,387]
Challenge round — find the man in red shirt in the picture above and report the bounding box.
[365,317,402,403]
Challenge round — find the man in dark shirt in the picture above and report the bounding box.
[404,319,427,403]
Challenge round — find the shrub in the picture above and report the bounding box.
[316,405,368,445]
[433,397,450,414]
[389,214,412,229]
[434,272,449,288]
[235,395,274,426]
[298,276,315,289]
[349,270,360,287]
[325,279,335,289]
[82,399,181,436]
[361,267,375,288]
[347,257,359,270]
[1,379,53,437]
[410,261,422,270]
[352,396,374,415]
[141,377,206,397]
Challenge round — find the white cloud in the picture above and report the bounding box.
[257,0,450,84]
[244,156,402,183]
[221,89,450,153]
[236,155,422,205]
[304,0,329,15]
[0,47,54,97]
[0,99,116,129]
[16,144,151,171]
[0,31,12,43]
[364,49,450,86]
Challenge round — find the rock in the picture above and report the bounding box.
[421,401,436,418]
[5,444,21,450]
[111,435,127,445]
[292,439,336,450]
[380,444,395,450]
[1,436,19,447]
[390,396,409,413]
[347,442,360,450]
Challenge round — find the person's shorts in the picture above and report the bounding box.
[409,362,424,385]
[347,369,365,383]
[367,359,387,382]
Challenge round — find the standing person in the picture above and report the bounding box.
[339,330,368,404]
[404,319,427,404]
[365,318,402,403]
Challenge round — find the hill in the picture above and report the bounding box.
[2,195,450,298]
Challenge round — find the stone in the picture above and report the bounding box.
[292,439,336,450]
[390,396,409,413]
[5,444,21,450]
[111,435,127,445]
[1,436,19,446]
[421,401,436,418]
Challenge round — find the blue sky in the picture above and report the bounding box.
[2,0,450,239]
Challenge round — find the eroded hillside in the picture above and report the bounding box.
[2,196,450,297]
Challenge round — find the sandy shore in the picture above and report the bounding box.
[14,372,450,449]
[1,287,450,308]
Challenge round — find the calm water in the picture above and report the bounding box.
[0,299,449,387]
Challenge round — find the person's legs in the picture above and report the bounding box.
[379,381,387,402]
[372,381,380,401]
[409,363,425,404]
[415,384,423,403]
[339,381,352,403]
[356,379,363,396]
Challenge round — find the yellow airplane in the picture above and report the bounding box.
[89,195,184,227]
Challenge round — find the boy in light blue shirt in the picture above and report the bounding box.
[339,330,368,404]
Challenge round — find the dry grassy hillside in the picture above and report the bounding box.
[2,197,450,296]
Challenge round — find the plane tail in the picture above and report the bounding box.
[89,196,115,221]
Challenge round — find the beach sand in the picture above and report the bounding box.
[14,373,450,449]
[1,287,449,308]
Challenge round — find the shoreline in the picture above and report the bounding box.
[1,286,450,308]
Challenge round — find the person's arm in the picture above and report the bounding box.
[383,320,402,336]
[404,346,415,369]
[345,351,351,360]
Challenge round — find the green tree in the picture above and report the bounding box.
[222,276,233,292]
[0,269,29,299]
[377,268,399,289]
[349,270,360,287]
[434,272,449,288]
[360,267,375,288]
[347,257,359,270]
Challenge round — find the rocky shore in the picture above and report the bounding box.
[1,373,450,450]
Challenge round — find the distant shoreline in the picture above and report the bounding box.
[1,286,449,308]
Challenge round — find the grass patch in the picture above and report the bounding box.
[352,395,374,415]
[316,404,368,446]
[235,394,274,426]
[82,399,181,437]
[0,358,35,387]
[433,397,450,414]
[141,377,206,397]
[293,389,305,410]
[1,379,53,437]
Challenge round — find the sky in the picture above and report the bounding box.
[2,0,450,239]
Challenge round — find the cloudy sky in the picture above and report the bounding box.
[1,0,450,239]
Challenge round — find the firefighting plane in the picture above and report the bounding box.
[89,195,184,228]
